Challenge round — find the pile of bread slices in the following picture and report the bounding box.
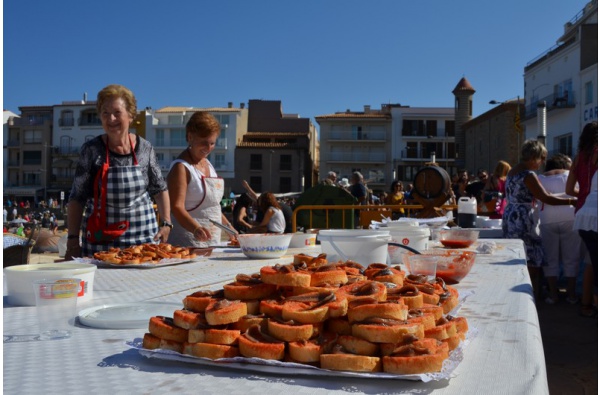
[143,253,468,375]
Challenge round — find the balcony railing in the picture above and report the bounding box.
[56,147,81,155]
[525,91,576,119]
[79,119,102,127]
[328,152,386,162]
[328,130,386,141]
[216,138,228,148]
[59,118,75,127]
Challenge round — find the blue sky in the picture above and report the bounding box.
[3,0,589,127]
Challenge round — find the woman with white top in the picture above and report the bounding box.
[248,192,286,234]
[537,154,582,305]
[167,112,236,247]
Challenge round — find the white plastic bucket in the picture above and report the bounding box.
[57,234,68,258]
[387,227,431,265]
[318,229,391,266]
[289,232,317,248]
[4,263,96,306]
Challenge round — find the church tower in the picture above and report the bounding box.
[452,77,475,169]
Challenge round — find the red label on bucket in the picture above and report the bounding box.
[78,280,86,297]
[402,238,410,245]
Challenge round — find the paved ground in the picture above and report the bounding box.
[27,251,598,393]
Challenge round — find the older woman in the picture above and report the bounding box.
[66,84,171,259]
[502,139,575,302]
[167,111,235,247]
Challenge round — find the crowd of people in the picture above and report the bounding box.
[44,84,597,316]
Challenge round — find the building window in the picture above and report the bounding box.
[399,165,421,183]
[249,176,262,193]
[352,126,363,140]
[214,154,225,169]
[155,130,165,146]
[60,110,74,127]
[250,154,262,170]
[156,153,164,162]
[170,129,186,146]
[426,121,437,136]
[23,151,42,165]
[23,172,41,186]
[368,169,384,183]
[168,115,183,125]
[555,134,573,157]
[444,120,455,137]
[280,177,292,193]
[81,110,100,126]
[280,155,292,171]
[402,120,426,136]
[23,130,42,144]
[585,81,594,105]
[214,114,230,127]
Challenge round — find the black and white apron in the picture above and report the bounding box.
[82,137,158,256]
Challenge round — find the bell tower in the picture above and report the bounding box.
[452,77,475,169]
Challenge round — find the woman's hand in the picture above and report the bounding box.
[154,226,171,243]
[193,226,212,242]
[65,239,82,260]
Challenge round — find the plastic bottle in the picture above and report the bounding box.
[457,197,477,228]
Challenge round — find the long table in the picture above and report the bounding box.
[3,239,548,394]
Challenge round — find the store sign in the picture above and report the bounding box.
[583,104,598,122]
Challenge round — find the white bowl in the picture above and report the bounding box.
[476,216,489,228]
[318,229,391,266]
[237,234,293,259]
[289,232,317,248]
[4,262,96,306]
[483,218,502,228]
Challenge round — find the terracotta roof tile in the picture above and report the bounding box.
[237,141,291,148]
[452,77,476,94]
[315,113,390,119]
[155,106,242,113]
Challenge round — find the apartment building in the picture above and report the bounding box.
[522,0,598,156]
[4,106,53,204]
[234,99,318,195]
[316,103,455,191]
[49,98,105,201]
[392,106,455,183]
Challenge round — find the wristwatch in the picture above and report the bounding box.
[160,220,174,229]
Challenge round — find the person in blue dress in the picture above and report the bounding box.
[502,139,576,303]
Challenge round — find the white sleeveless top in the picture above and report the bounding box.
[168,159,225,247]
[267,207,286,233]
[574,171,598,232]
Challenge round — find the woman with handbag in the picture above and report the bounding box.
[65,85,172,259]
[167,111,236,247]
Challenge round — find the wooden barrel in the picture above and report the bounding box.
[412,166,451,199]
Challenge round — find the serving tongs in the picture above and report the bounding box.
[209,219,240,237]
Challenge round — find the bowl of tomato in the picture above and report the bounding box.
[438,229,479,249]
[402,249,476,284]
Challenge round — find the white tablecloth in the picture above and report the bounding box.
[3,240,548,394]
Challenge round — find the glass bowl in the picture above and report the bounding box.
[402,249,476,284]
[438,229,479,249]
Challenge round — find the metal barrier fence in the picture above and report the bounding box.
[291,204,458,231]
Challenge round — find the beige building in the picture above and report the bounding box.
[233,99,318,195]
[462,99,525,173]
[4,106,53,204]
[316,105,392,192]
